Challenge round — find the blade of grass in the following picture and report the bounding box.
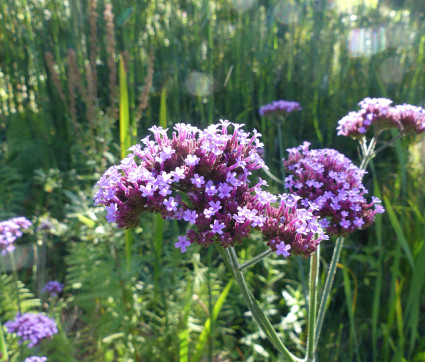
[178,277,194,362]
[191,279,234,362]
[0,321,9,362]
[405,240,425,357]
[119,53,134,268]
[383,196,414,269]
[372,177,383,362]
[340,254,361,362]
[154,214,164,297]
[159,86,167,129]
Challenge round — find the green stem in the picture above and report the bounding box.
[10,253,23,360]
[276,117,286,181]
[315,136,375,349]
[216,246,302,362]
[306,247,320,361]
[10,254,22,315]
[314,236,344,349]
[237,249,274,271]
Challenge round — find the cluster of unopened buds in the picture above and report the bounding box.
[94,121,327,258]
[0,217,32,254]
[337,97,425,137]
[284,142,385,237]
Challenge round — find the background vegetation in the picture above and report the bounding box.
[1,0,425,360]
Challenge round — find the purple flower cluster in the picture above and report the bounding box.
[94,121,326,257]
[42,281,64,297]
[259,100,302,117]
[284,142,385,237]
[392,104,425,135]
[0,217,32,255]
[5,313,58,348]
[337,97,425,137]
[24,357,48,362]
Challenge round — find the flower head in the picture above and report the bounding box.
[42,281,64,297]
[337,97,425,138]
[0,217,32,255]
[284,142,384,236]
[259,100,302,117]
[392,104,425,135]
[5,313,58,348]
[95,122,325,257]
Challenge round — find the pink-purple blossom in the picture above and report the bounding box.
[94,122,326,257]
[337,97,425,137]
[42,281,64,297]
[175,235,191,253]
[259,100,302,117]
[5,313,58,348]
[275,241,291,257]
[0,217,32,255]
[24,357,47,362]
[284,142,384,237]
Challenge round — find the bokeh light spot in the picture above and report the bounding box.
[185,71,214,97]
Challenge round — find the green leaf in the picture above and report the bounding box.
[191,279,233,362]
[159,87,167,129]
[0,321,9,362]
[119,53,133,268]
[116,7,134,27]
[119,53,131,160]
[77,214,96,228]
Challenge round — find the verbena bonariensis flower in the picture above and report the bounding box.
[337,98,395,137]
[259,100,302,117]
[284,142,385,237]
[337,97,425,137]
[0,217,32,255]
[5,313,58,348]
[392,104,425,135]
[42,281,64,297]
[94,121,327,257]
[24,357,48,362]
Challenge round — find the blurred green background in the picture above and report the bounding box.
[1,0,425,361]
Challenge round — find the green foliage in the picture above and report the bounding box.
[0,275,41,320]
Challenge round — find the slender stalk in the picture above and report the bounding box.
[276,117,286,181]
[216,246,302,362]
[314,236,344,348]
[10,253,23,360]
[372,133,405,156]
[238,248,274,271]
[306,247,320,361]
[10,254,21,315]
[263,167,285,185]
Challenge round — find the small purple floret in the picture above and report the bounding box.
[175,235,191,253]
[275,241,291,257]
